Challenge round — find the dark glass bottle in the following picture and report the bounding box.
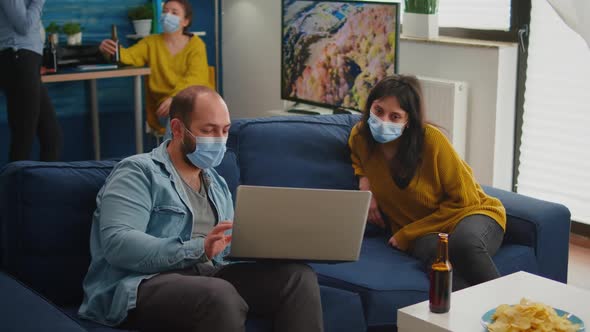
[429,233,452,313]
[111,24,120,64]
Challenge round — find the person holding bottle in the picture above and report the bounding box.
[99,0,212,136]
[348,75,506,290]
[0,0,63,161]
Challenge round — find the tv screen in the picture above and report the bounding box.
[281,0,400,111]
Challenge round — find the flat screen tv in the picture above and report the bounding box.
[281,0,400,111]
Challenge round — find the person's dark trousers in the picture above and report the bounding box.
[0,48,62,161]
[122,262,324,332]
[410,214,504,291]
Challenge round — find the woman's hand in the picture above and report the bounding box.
[204,221,233,259]
[99,39,117,56]
[359,176,386,228]
[388,235,398,248]
[157,97,173,118]
[368,196,386,228]
[359,176,371,191]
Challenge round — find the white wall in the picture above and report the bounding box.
[221,0,518,189]
[221,0,283,118]
[400,38,517,188]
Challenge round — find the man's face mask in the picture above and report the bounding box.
[182,124,227,169]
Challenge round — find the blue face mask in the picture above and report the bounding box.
[368,112,406,143]
[183,126,227,169]
[160,13,181,33]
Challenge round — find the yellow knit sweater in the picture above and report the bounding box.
[349,123,506,251]
[120,34,212,133]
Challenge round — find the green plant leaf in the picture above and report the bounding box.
[62,22,82,35]
[128,3,154,21]
[46,22,61,34]
[405,0,438,14]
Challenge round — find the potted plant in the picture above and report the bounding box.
[128,3,153,37]
[63,22,83,45]
[46,22,61,45]
[403,0,439,39]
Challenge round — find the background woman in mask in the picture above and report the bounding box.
[348,75,506,291]
[99,0,212,136]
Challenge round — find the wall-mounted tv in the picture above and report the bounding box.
[281,0,400,111]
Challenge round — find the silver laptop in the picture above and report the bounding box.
[227,185,372,262]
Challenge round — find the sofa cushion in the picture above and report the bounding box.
[310,235,429,327]
[311,236,539,327]
[320,285,366,332]
[229,115,361,190]
[0,161,118,306]
[493,244,539,276]
[0,271,86,332]
[215,148,241,204]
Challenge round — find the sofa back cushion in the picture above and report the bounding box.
[229,114,361,190]
[0,160,117,306]
[0,151,240,306]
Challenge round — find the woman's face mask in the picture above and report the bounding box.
[368,112,406,143]
[367,97,409,143]
[160,13,181,33]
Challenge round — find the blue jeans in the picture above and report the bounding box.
[410,214,504,290]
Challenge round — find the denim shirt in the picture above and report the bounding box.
[0,0,45,54]
[78,141,234,326]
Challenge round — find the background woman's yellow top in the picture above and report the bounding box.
[349,123,506,251]
[120,34,213,133]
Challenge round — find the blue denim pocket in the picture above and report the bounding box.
[147,205,188,237]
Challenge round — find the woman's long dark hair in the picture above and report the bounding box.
[358,75,426,189]
[165,0,193,36]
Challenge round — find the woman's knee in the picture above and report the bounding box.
[449,234,486,255]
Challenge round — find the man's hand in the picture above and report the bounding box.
[156,97,173,118]
[204,221,233,259]
[99,39,117,56]
[388,235,398,248]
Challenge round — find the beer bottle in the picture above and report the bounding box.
[429,233,452,313]
[111,24,120,64]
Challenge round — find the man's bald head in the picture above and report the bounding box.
[166,86,231,169]
[169,86,228,127]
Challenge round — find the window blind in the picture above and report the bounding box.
[517,0,590,224]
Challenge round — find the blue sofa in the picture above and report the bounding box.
[0,114,571,332]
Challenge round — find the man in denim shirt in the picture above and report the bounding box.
[0,0,62,161]
[79,86,323,332]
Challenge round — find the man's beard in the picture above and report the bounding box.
[180,133,197,166]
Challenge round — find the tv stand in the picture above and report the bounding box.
[286,102,333,115]
[267,102,363,117]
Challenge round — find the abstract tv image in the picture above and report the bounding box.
[282,0,399,111]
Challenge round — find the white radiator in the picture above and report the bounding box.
[418,76,469,159]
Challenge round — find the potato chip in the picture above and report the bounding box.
[487,298,580,332]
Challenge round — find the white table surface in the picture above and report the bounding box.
[397,271,590,332]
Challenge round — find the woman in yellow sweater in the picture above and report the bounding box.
[349,75,506,290]
[99,0,212,135]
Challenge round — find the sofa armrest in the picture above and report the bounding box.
[483,186,571,283]
[0,271,86,331]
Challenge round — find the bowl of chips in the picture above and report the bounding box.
[481,298,585,332]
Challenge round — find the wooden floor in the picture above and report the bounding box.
[568,235,590,290]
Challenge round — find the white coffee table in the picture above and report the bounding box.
[397,271,590,332]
